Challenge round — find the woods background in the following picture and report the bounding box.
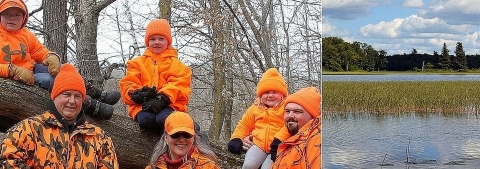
[8,0,321,154]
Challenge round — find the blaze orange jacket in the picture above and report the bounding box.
[0,0,50,77]
[119,47,192,119]
[0,104,118,169]
[230,99,286,153]
[145,147,220,169]
[271,116,321,169]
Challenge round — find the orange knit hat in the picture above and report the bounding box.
[256,68,288,97]
[285,87,321,117]
[0,0,28,28]
[165,111,195,135]
[145,19,172,47]
[50,63,86,101]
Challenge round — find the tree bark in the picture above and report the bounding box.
[43,0,68,62]
[72,0,116,87]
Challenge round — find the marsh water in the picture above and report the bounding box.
[322,74,480,168]
[323,112,480,169]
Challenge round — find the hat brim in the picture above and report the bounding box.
[166,127,195,136]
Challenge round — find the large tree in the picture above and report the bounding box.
[72,0,116,87]
[438,43,451,70]
[43,0,68,62]
[453,42,468,71]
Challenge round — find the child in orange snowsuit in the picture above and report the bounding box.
[119,19,192,133]
[227,68,289,169]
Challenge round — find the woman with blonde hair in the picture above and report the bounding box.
[146,111,220,169]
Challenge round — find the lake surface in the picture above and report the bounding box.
[323,74,480,82]
[323,112,480,168]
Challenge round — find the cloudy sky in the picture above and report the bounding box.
[322,0,480,56]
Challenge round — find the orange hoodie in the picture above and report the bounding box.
[0,0,50,77]
[119,47,192,119]
[271,116,321,169]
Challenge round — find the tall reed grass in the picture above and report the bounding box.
[323,81,480,114]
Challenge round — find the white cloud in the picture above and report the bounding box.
[359,18,403,38]
[419,0,480,25]
[403,0,424,8]
[322,21,350,37]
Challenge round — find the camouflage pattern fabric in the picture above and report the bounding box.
[145,148,220,169]
[0,111,118,169]
[271,116,321,169]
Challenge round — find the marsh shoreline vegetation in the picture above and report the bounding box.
[323,81,480,114]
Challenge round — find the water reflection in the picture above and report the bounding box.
[323,112,480,168]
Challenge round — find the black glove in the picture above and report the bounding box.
[142,94,170,113]
[270,138,281,162]
[227,138,243,154]
[128,86,158,104]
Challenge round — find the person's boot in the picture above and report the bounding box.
[85,83,121,105]
[82,96,114,120]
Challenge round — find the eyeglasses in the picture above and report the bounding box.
[170,132,193,139]
[1,13,22,20]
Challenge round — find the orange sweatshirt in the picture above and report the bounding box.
[230,99,286,153]
[0,0,51,77]
[271,116,321,169]
[119,47,192,119]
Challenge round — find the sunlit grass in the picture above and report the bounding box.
[323,81,480,114]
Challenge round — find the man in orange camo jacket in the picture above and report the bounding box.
[270,87,321,169]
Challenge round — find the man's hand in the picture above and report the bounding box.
[42,53,60,76]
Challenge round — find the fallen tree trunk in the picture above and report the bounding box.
[0,78,242,168]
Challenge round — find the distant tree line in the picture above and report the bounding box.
[322,37,478,72]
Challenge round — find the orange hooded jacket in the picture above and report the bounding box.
[0,109,119,169]
[271,116,321,169]
[119,47,192,119]
[230,98,286,153]
[145,147,220,169]
[0,0,51,77]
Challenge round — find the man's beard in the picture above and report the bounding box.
[286,117,299,135]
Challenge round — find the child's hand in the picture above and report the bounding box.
[242,135,253,150]
[9,64,34,85]
[43,53,60,76]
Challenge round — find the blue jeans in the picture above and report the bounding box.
[33,64,54,92]
[136,106,174,132]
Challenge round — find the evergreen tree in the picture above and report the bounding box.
[438,43,451,70]
[453,42,468,71]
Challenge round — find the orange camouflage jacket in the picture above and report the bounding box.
[231,99,286,153]
[119,47,192,120]
[271,116,321,169]
[0,102,119,169]
[145,147,220,169]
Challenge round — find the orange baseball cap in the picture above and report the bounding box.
[165,111,195,135]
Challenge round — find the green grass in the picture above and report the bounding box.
[323,69,480,75]
[323,81,480,114]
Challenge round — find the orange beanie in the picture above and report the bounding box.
[285,87,321,117]
[256,68,288,97]
[0,0,28,28]
[145,19,172,47]
[50,63,86,101]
